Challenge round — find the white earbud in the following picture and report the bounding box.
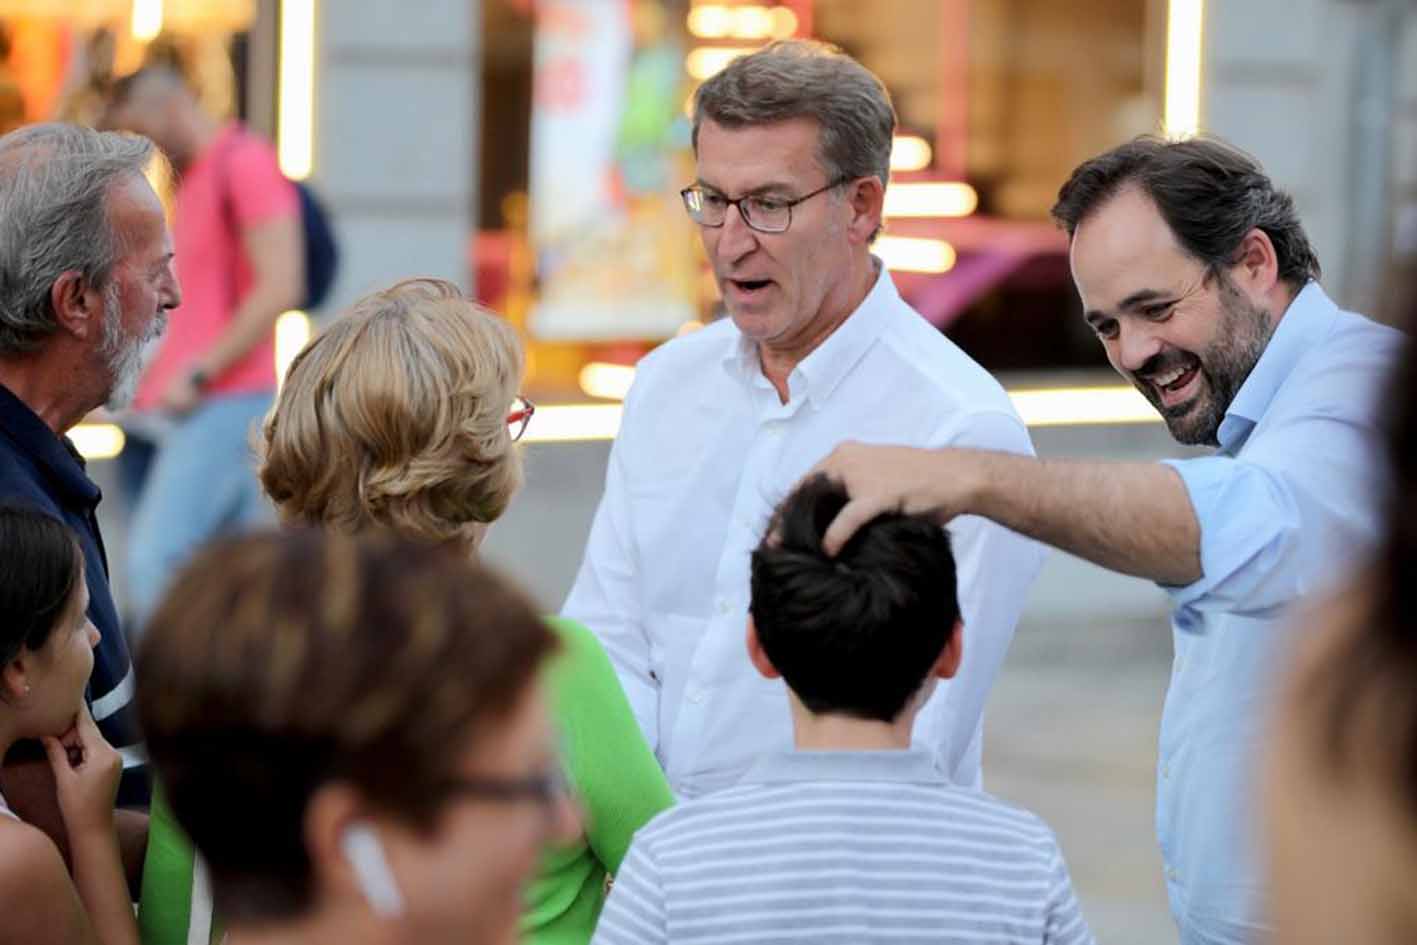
[340,822,405,918]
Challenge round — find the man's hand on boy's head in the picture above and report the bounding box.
[811,443,974,555]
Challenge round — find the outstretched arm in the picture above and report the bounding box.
[814,442,1201,586]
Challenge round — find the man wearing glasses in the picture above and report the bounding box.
[563,40,1043,799]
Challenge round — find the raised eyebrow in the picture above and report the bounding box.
[692,179,797,199]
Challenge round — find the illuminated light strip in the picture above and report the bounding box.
[883,181,978,218]
[1164,0,1205,138]
[278,0,316,180]
[274,309,312,387]
[890,135,933,173]
[131,0,163,41]
[520,404,626,444]
[579,362,636,401]
[70,424,126,460]
[73,386,1162,459]
[875,236,957,274]
[1009,385,1161,427]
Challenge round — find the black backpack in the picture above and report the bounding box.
[219,131,340,310]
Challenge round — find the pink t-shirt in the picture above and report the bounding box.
[134,123,299,411]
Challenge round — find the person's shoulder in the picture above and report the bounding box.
[1325,305,1407,365]
[1281,303,1408,419]
[872,294,1019,417]
[0,462,62,516]
[541,616,612,672]
[0,818,82,917]
[227,124,282,167]
[931,785,1063,850]
[633,319,739,385]
[632,782,764,844]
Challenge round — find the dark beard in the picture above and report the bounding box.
[1137,276,1275,447]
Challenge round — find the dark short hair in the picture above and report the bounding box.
[1051,135,1321,289]
[137,528,555,923]
[0,503,82,665]
[749,475,959,724]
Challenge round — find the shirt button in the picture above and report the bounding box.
[1161,763,1171,779]
[717,598,731,615]
[687,687,705,704]
[1165,867,1179,882]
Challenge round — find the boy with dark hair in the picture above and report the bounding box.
[593,476,1094,945]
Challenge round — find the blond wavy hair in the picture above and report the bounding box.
[259,278,524,545]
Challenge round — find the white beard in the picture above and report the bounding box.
[100,288,165,411]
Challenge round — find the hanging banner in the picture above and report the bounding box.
[528,0,697,340]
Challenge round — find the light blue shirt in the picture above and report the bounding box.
[1159,283,1405,943]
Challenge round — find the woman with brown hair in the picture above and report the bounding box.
[257,278,674,944]
[0,505,134,945]
[137,528,578,945]
[1263,341,1417,943]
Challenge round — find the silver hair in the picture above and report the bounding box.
[0,123,159,356]
[692,39,897,192]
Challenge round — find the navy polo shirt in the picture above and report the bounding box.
[0,383,148,806]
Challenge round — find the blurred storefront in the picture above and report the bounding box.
[12,1,1415,450]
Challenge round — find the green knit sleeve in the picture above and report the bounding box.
[543,617,674,874]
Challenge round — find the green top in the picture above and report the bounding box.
[137,617,673,945]
[524,617,675,944]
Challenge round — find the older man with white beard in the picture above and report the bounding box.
[0,123,180,809]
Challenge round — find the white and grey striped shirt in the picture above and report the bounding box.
[592,750,1095,945]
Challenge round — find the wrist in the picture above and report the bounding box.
[958,449,1001,518]
[64,808,117,844]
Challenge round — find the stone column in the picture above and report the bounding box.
[312,0,480,311]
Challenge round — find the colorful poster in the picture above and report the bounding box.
[528,0,698,340]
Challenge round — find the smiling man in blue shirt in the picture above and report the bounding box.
[811,136,1406,944]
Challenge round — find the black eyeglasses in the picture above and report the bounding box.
[680,176,850,233]
[436,766,569,819]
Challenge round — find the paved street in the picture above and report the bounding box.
[94,412,1196,944]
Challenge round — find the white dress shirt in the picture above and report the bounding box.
[564,264,1045,797]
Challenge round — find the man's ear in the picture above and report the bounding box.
[846,176,885,247]
[932,621,964,680]
[746,617,780,680]
[1231,226,1281,299]
[49,271,103,342]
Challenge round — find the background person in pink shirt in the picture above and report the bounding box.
[103,66,304,629]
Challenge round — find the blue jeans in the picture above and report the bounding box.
[125,392,275,633]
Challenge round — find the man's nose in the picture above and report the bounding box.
[714,203,759,263]
[164,268,182,310]
[1117,322,1164,374]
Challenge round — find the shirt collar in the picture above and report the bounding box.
[741,748,949,786]
[1217,281,1337,452]
[721,258,896,406]
[0,383,100,508]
